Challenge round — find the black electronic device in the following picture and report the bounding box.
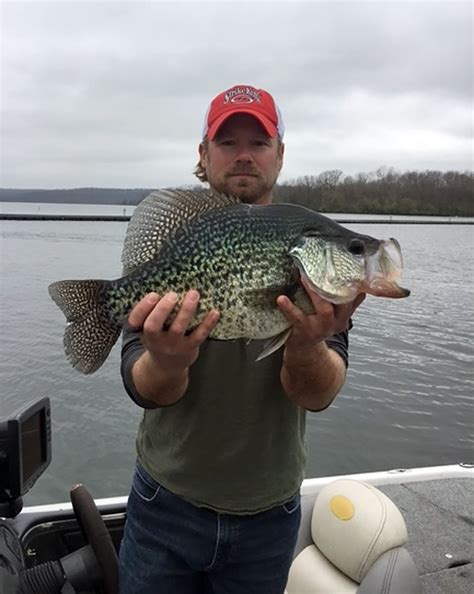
[0,398,115,593]
[0,397,51,517]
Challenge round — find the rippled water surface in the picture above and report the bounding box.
[1,218,473,505]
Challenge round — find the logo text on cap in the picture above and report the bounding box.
[224,86,261,104]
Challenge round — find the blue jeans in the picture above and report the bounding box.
[119,463,301,594]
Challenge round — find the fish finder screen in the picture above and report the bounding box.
[20,410,45,483]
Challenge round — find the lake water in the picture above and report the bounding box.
[1,207,473,506]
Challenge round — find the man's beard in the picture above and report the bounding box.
[210,170,278,204]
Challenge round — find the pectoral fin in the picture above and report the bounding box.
[256,328,292,362]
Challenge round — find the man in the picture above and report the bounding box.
[119,84,364,594]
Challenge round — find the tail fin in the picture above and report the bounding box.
[48,279,121,374]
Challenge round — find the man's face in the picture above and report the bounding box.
[199,113,284,205]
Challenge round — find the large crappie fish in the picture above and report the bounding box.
[49,189,410,374]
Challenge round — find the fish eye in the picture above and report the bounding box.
[348,238,365,255]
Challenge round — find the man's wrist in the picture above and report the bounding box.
[281,340,346,410]
[140,350,188,381]
[133,351,189,405]
[283,338,328,368]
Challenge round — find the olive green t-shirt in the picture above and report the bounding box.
[121,331,348,514]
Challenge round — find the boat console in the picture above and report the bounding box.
[0,398,118,594]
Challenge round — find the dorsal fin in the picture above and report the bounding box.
[121,188,240,274]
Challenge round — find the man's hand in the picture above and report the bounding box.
[128,290,220,371]
[277,276,366,411]
[127,290,220,405]
[276,276,366,353]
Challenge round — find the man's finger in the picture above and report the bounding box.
[276,295,306,325]
[168,290,200,336]
[299,277,334,316]
[127,293,160,330]
[332,294,366,330]
[190,310,221,345]
[332,306,354,333]
[142,292,179,334]
[353,293,366,310]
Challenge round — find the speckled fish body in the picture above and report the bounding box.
[108,203,320,338]
[49,189,409,374]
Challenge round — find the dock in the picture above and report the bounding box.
[1,212,473,224]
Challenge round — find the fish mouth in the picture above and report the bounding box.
[365,238,410,299]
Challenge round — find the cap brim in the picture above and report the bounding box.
[207,109,278,140]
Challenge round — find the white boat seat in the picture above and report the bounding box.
[285,479,422,594]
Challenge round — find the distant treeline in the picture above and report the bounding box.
[0,187,153,205]
[274,168,473,216]
[1,168,473,216]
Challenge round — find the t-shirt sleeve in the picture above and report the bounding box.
[325,319,352,368]
[120,328,158,409]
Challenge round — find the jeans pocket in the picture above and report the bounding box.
[131,464,162,503]
[281,492,301,515]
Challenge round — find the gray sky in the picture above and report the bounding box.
[1,0,472,189]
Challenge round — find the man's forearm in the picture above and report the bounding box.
[280,341,347,411]
[132,351,189,406]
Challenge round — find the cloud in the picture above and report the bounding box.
[1,1,472,188]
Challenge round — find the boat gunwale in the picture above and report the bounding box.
[16,463,473,516]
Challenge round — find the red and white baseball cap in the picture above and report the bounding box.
[202,85,284,140]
